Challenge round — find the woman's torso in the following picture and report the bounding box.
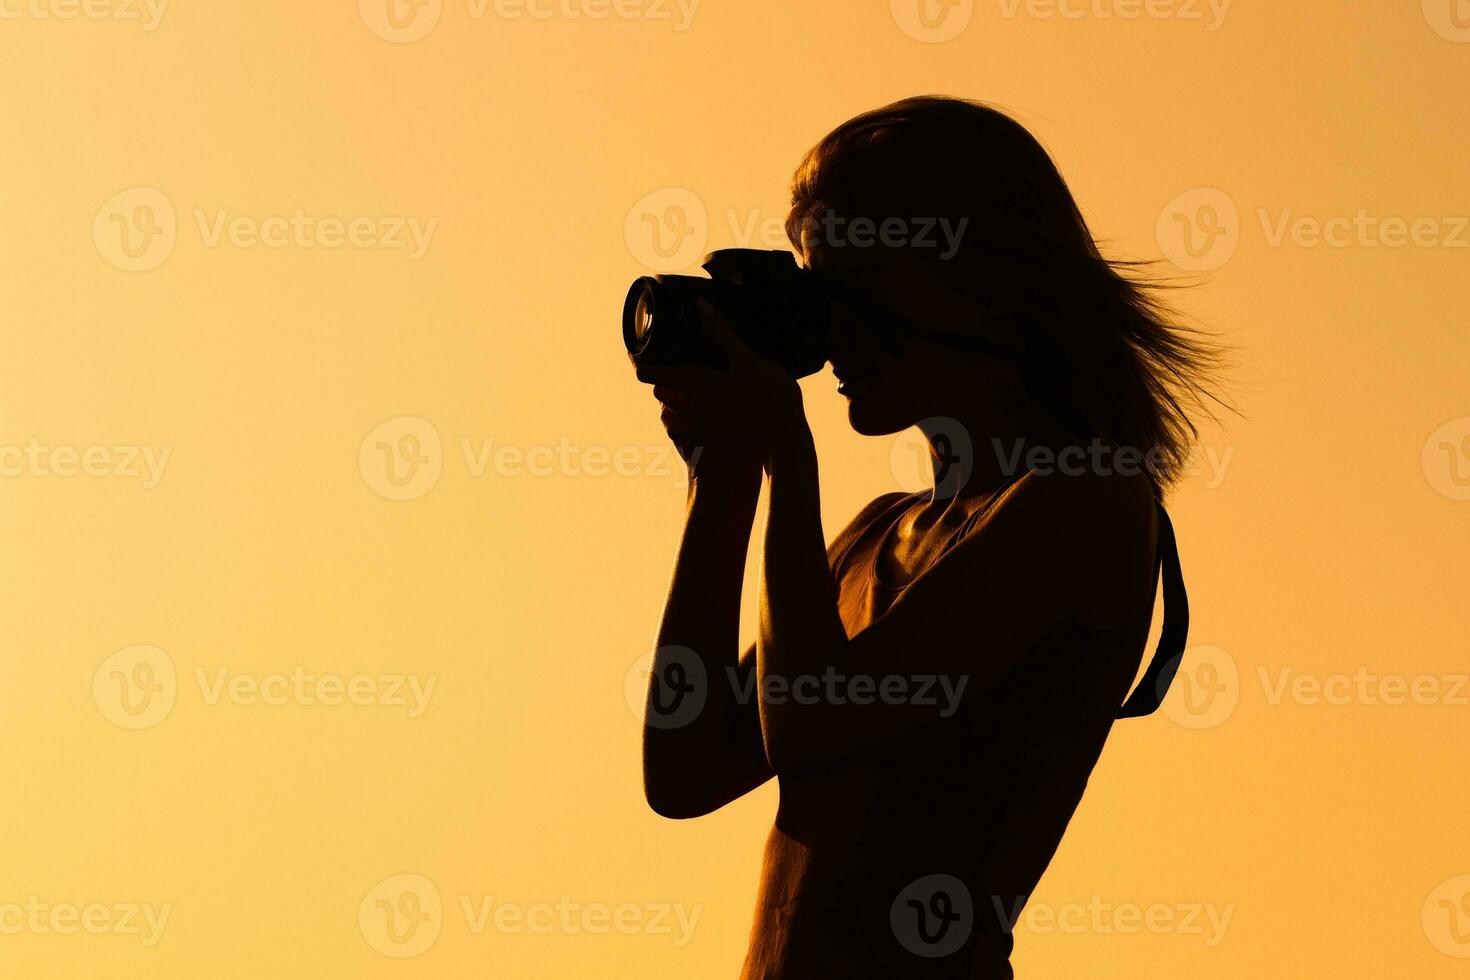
[740,484,1156,979]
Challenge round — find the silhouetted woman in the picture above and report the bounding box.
[637,96,1223,979]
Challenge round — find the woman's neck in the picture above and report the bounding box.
[919,410,1076,503]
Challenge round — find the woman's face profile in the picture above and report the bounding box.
[804,239,1006,437]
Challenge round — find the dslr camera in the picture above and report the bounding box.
[622,249,830,378]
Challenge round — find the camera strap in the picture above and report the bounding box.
[1116,505,1190,719]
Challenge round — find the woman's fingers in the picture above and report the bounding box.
[651,383,703,442]
[640,314,798,455]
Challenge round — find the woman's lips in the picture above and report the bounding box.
[831,365,863,397]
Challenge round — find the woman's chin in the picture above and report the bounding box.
[845,398,913,437]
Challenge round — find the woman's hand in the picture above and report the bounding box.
[637,299,808,482]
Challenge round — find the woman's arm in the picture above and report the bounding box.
[639,302,1154,785]
[641,458,774,818]
[754,423,850,769]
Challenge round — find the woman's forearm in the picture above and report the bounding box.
[756,425,849,768]
[655,465,761,658]
[642,460,763,812]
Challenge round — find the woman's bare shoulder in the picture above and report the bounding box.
[826,492,912,563]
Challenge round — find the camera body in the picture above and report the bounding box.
[623,249,829,378]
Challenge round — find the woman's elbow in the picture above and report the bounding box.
[643,753,766,819]
[642,756,717,819]
[645,792,708,820]
[643,778,721,820]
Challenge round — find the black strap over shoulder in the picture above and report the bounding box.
[1117,505,1190,719]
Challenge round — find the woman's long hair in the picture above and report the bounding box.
[786,96,1229,492]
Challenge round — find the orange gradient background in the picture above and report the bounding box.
[1,0,1467,976]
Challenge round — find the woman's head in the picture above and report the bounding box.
[787,96,1225,491]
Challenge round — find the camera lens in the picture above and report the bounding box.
[634,286,654,344]
[623,278,659,357]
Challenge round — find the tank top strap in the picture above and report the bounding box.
[1117,504,1190,719]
